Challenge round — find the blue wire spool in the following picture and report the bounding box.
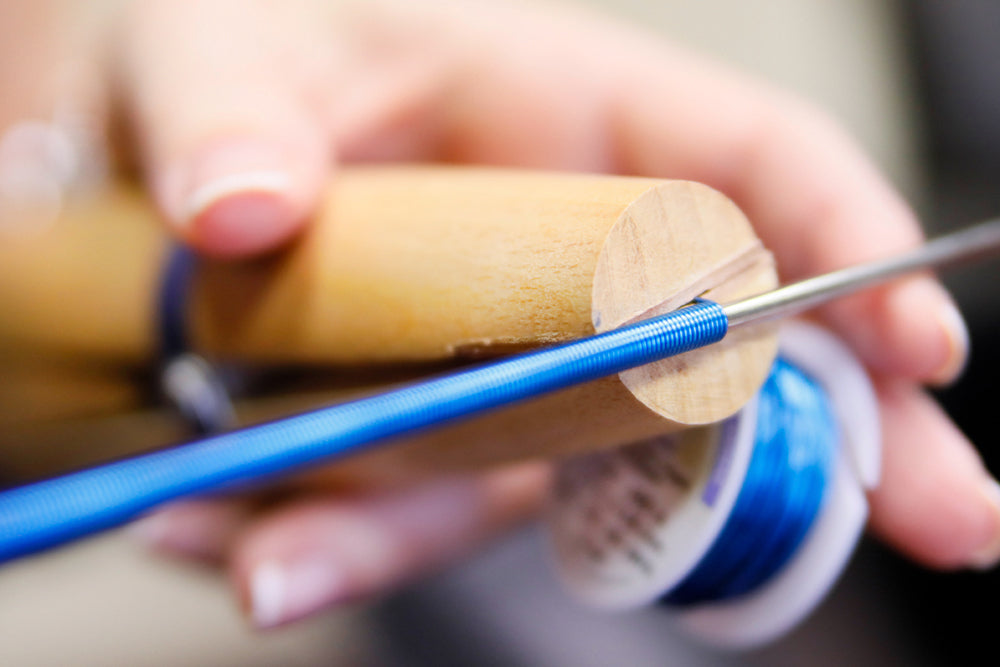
[662,356,837,606]
[546,322,881,648]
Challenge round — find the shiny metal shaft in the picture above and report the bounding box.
[723,217,1000,327]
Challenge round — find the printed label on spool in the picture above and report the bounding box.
[547,411,756,610]
[547,322,881,649]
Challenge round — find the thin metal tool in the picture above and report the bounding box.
[1,217,999,562]
[725,216,1000,326]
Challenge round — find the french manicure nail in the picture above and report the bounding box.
[173,139,297,231]
[250,561,288,629]
[182,169,292,227]
[249,558,344,629]
[929,296,970,386]
[891,278,970,385]
[967,478,1000,571]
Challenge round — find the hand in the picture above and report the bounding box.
[115,0,998,629]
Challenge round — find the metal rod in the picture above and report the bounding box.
[723,217,1000,327]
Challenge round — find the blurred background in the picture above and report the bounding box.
[1,0,998,665]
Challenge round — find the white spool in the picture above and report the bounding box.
[544,322,880,649]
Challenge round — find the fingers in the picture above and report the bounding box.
[830,276,968,386]
[111,0,969,372]
[605,41,968,385]
[113,0,331,257]
[868,379,1000,570]
[230,463,548,630]
[129,498,255,564]
[129,463,549,628]
[366,4,968,384]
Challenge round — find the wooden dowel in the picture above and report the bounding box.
[0,166,778,480]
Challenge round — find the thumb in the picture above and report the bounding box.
[114,0,331,257]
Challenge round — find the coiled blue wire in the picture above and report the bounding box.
[0,300,727,562]
[663,357,837,605]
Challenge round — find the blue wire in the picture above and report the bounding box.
[663,357,837,605]
[0,300,728,562]
[159,245,197,359]
[158,245,235,435]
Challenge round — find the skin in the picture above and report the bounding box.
[8,0,999,630]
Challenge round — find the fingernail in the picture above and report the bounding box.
[967,479,1000,571]
[169,141,302,257]
[249,558,344,629]
[929,295,970,386]
[178,140,294,223]
[183,169,292,226]
[891,279,969,386]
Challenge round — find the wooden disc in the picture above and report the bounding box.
[592,180,779,426]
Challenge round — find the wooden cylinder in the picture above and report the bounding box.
[0,166,778,483]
